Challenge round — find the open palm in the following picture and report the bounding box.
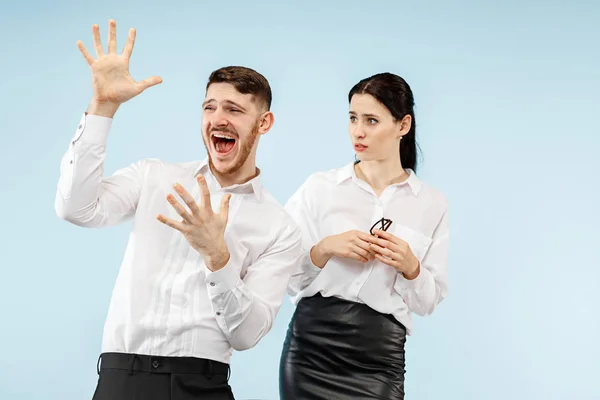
[77,20,162,105]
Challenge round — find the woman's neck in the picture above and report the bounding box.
[354,158,409,194]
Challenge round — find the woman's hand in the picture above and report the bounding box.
[310,230,376,268]
[367,229,420,279]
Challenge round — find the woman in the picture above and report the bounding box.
[279,72,449,399]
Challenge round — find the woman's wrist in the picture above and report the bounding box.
[310,238,331,269]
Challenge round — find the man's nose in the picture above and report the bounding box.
[209,109,229,128]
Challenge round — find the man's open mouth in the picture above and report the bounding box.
[211,133,237,155]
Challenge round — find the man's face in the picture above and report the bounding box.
[201,83,264,176]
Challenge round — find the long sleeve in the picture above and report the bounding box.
[204,222,303,351]
[54,113,143,227]
[393,207,449,316]
[283,181,323,298]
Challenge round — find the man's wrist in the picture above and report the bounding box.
[204,243,230,272]
[87,98,120,118]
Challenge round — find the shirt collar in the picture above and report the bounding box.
[336,162,422,196]
[194,158,263,200]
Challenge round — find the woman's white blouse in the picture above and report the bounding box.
[285,162,449,335]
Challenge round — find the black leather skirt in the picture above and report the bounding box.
[279,293,407,400]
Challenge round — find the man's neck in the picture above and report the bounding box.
[210,163,259,188]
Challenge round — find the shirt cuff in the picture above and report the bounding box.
[72,113,113,145]
[394,264,429,293]
[303,251,323,275]
[205,250,243,296]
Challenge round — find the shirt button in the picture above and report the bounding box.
[78,124,82,129]
[216,312,221,316]
[210,282,215,286]
[152,360,159,369]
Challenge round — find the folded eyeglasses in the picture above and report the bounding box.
[369,217,393,235]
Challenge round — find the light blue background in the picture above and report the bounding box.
[0,0,598,399]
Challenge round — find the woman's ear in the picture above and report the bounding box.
[397,114,412,138]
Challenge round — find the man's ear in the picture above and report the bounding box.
[258,111,275,135]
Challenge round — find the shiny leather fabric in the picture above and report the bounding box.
[279,294,406,400]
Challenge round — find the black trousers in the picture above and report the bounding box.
[279,293,407,400]
[92,352,234,400]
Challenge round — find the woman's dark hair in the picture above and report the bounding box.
[348,72,420,172]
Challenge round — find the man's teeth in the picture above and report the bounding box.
[213,134,235,140]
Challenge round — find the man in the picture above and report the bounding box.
[55,19,302,400]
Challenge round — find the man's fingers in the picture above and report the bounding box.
[122,28,136,59]
[107,19,117,54]
[220,194,232,223]
[196,176,213,212]
[166,194,193,223]
[157,214,185,232]
[92,24,104,58]
[173,183,200,216]
[76,41,95,65]
[137,76,163,92]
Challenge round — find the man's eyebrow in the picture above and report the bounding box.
[223,100,247,111]
[201,99,247,112]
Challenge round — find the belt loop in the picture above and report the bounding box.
[128,354,137,375]
[207,359,214,379]
[227,364,231,381]
[96,354,102,375]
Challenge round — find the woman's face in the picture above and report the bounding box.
[348,94,411,162]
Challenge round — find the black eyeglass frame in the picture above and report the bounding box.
[369,217,393,235]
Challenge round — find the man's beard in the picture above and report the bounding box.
[203,120,260,176]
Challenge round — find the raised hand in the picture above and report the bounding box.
[310,230,376,268]
[77,19,162,115]
[157,176,232,271]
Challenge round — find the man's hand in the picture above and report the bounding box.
[77,19,162,117]
[365,229,420,280]
[157,175,232,272]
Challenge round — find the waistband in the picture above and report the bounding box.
[97,352,230,378]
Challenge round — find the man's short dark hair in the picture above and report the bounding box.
[206,66,272,111]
